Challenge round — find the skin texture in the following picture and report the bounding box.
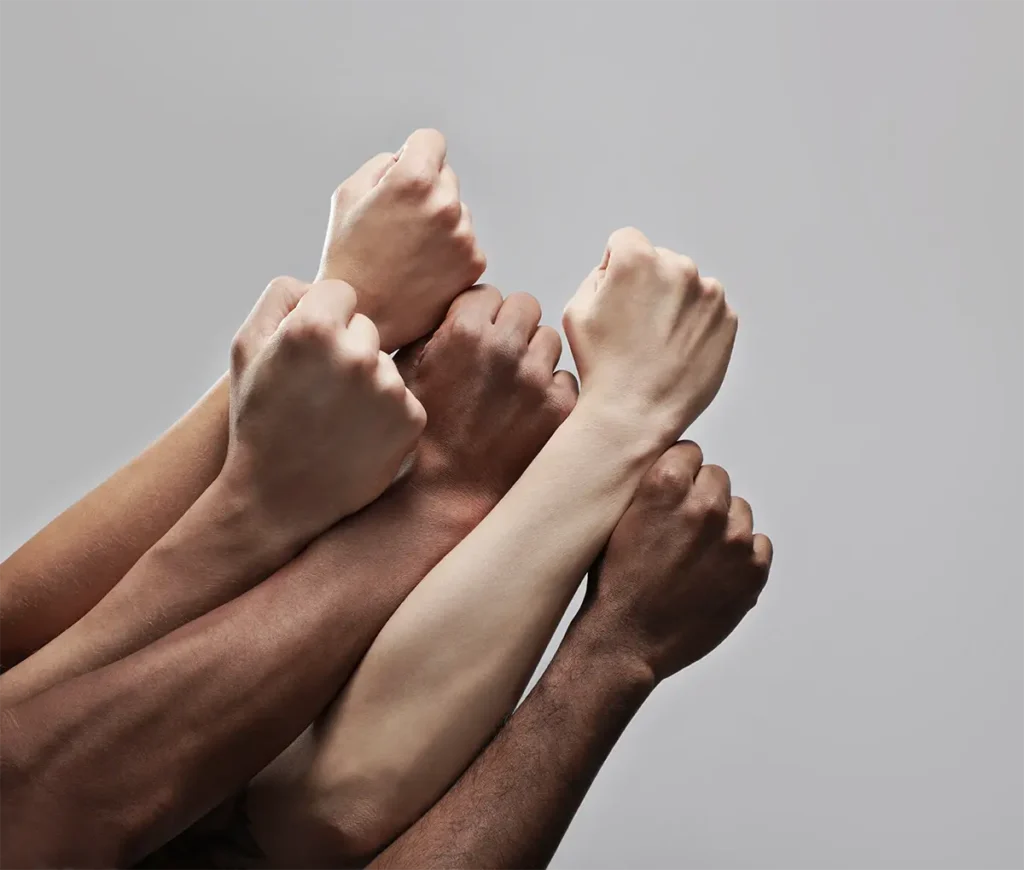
[0,278,425,707]
[0,288,573,869]
[0,127,481,670]
[0,374,231,668]
[248,227,740,866]
[371,444,773,869]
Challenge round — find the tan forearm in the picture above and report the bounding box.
[0,374,230,668]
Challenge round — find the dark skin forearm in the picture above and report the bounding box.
[372,618,655,870]
[0,375,229,667]
[0,476,482,869]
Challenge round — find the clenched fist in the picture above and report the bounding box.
[223,277,426,552]
[563,227,737,444]
[395,285,578,507]
[578,442,772,682]
[318,129,487,351]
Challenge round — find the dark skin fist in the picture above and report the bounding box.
[579,441,773,682]
[395,284,579,509]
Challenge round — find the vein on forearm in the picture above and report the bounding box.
[372,621,654,869]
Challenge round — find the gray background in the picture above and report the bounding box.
[2,2,1021,868]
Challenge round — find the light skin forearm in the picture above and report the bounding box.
[301,399,665,857]
[372,617,654,870]
[0,478,480,868]
[0,374,230,668]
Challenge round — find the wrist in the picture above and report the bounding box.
[565,392,672,471]
[199,469,300,569]
[557,613,658,698]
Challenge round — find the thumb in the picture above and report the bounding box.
[317,152,398,282]
[247,276,310,342]
[348,150,400,195]
[393,332,435,383]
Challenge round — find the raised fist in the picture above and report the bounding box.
[318,129,486,351]
[563,227,737,444]
[578,441,772,682]
[224,277,426,553]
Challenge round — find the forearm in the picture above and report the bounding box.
[0,374,230,667]
[0,478,478,868]
[372,617,654,869]
[303,401,662,856]
[0,467,290,707]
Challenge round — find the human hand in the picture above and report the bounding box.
[576,442,772,682]
[562,228,737,445]
[317,129,487,352]
[396,285,578,511]
[222,277,427,553]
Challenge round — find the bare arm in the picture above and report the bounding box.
[269,229,740,862]
[373,446,774,869]
[374,621,653,870]
[0,476,473,869]
[0,129,483,702]
[0,284,571,869]
[0,374,229,667]
[0,127,483,672]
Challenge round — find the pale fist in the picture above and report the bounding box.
[579,442,772,682]
[317,129,486,352]
[563,227,737,442]
[224,277,426,552]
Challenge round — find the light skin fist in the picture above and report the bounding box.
[223,277,426,552]
[563,227,737,443]
[318,129,487,352]
[578,442,772,683]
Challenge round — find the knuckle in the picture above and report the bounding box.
[517,361,550,395]
[339,340,378,373]
[614,242,656,275]
[331,181,351,206]
[642,457,694,499]
[265,275,300,297]
[490,335,523,369]
[433,196,462,227]
[393,166,435,198]
[229,329,253,371]
[282,314,336,350]
[676,255,700,284]
[702,276,724,297]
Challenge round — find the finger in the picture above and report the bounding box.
[393,333,433,379]
[752,533,774,571]
[393,128,447,179]
[692,463,732,510]
[726,496,754,544]
[344,151,397,198]
[438,163,460,200]
[526,325,563,373]
[658,440,704,480]
[447,284,503,326]
[249,276,310,336]
[373,348,407,394]
[552,369,580,397]
[549,369,580,420]
[604,226,655,276]
[376,351,427,431]
[494,292,542,348]
[339,312,381,360]
[284,279,357,334]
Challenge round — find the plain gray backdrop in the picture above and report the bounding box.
[1,2,1022,868]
